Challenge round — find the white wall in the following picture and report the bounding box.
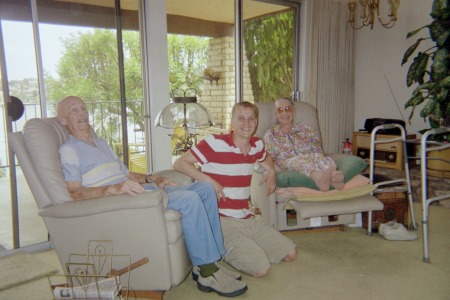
[354,0,433,136]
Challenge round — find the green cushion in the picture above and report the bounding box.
[276,155,368,189]
[334,155,368,182]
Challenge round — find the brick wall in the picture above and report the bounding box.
[200,36,254,130]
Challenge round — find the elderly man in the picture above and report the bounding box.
[56,96,247,297]
[174,101,298,278]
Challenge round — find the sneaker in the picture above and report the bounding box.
[379,221,417,241]
[192,263,242,282]
[197,268,248,297]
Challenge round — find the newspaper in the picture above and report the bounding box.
[53,276,121,299]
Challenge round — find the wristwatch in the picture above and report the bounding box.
[145,174,153,183]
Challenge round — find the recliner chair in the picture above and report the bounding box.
[8,117,192,298]
[251,101,383,233]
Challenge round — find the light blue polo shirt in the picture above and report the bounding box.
[60,135,129,187]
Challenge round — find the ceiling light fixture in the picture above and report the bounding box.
[348,0,400,30]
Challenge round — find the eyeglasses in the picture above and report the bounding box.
[276,106,293,113]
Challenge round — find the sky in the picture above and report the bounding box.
[2,20,91,81]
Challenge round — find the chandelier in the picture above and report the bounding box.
[155,89,214,153]
[348,0,400,30]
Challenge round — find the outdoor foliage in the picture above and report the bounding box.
[167,35,209,95]
[45,30,208,143]
[244,10,294,102]
[402,0,450,140]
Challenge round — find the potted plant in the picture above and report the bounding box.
[402,0,450,177]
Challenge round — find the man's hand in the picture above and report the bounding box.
[153,175,178,189]
[260,169,276,196]
[208,179,225,202]
[109,179,145,196]
[258,153,277,196]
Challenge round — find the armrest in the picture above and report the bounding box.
[253,162,283,174]
[39,189,166,218]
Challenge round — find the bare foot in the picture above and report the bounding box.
[310,170,332,192]
[331,170,345,190]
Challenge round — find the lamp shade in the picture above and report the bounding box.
[155,96,214,129]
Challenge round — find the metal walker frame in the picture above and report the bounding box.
[370,124,450,262]
[369,124,418,231]
[420,128,450,263]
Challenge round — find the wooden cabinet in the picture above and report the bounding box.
[352,132,416,170]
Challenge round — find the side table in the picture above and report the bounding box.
[352,132,417,170]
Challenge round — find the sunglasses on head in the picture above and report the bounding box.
[276,106,293,113]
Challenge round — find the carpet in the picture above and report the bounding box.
[0,252,58,291]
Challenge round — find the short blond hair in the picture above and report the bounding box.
[231,101,259,119]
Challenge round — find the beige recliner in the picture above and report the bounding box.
[8,117,192,298]
[251,101,383,233]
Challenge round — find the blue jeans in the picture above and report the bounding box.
[145,181,225,266]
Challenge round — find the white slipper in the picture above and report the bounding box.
[379,221,417,241]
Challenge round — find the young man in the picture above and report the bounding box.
[56,96,247,297]
[173,101,298,278]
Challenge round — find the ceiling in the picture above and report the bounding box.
[56,0,291,23]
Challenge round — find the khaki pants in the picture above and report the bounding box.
[220,217,297,276]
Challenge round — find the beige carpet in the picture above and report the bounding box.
[0,252,58,291]
[1,203,449,300]
[164,202,450,300]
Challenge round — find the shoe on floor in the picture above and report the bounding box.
[197,268,248,297]
[192,262,242,281]
[379,221,417,241]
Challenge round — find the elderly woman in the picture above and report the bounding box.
[263,98,344,192]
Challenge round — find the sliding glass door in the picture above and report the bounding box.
[164,0,300,132]
[0,0,302,252]
[0,0,144,251]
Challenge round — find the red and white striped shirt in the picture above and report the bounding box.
[191,133,266,219]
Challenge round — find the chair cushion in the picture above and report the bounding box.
[287,194,383,219]
[23,118,72,205]
[276,155,368,189]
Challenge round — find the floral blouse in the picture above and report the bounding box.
[263,122,334,175]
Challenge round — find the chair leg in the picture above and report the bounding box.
[121,290,165,299]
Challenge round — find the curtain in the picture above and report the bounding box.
[307,0,355,154]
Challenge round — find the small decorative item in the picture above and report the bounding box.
[202,68,220,85]
[48,240,149,299]
[343,138,353,155]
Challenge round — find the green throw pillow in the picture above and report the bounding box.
[334,155,368,183]
[276,155,368,189]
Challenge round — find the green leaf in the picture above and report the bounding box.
[406,26,429,39]
[429,20,450,46]
[419,97,437,118]
[431,48,449,78]
[436,88,448,102]
[401,38,424,65]
[406,52,429,86]
[431,0,449,19]
[439,75,450,88]
[405,93,425,109]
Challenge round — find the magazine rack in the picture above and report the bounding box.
[48,240,149,299]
